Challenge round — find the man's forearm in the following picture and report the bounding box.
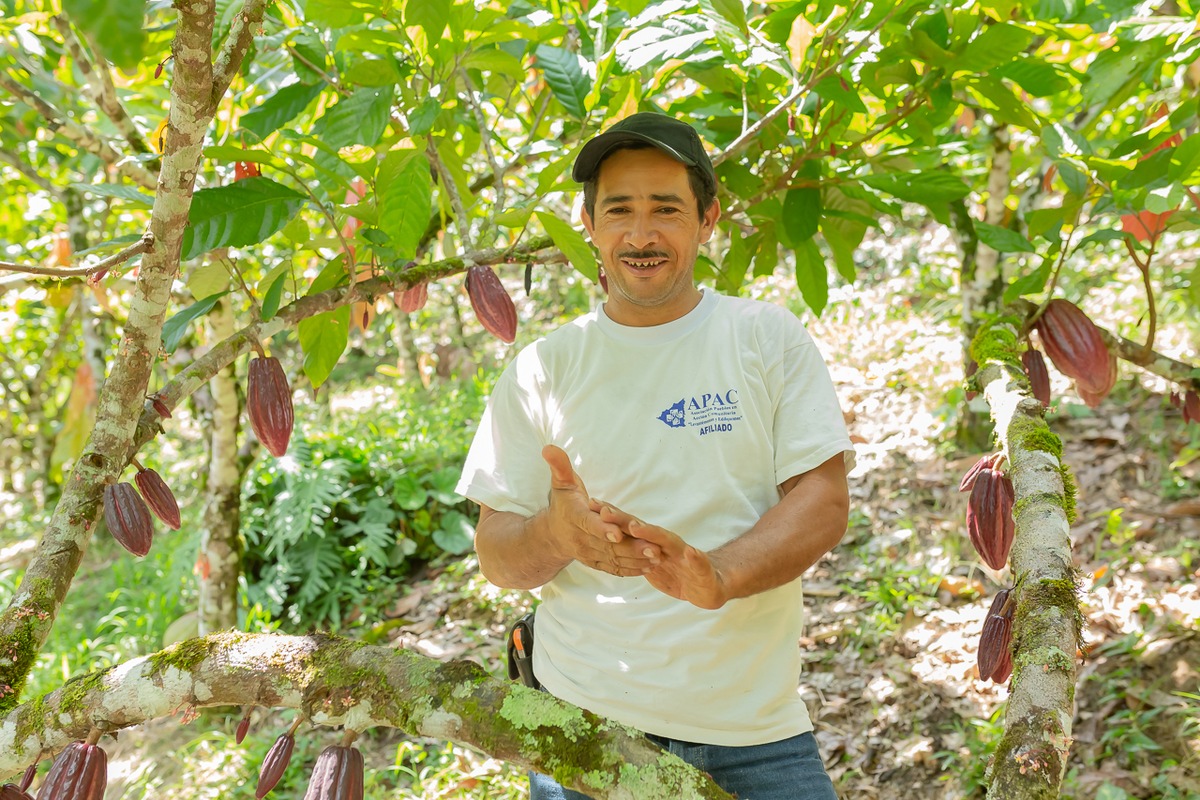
[474,507,573,590]
[710,455,850,603]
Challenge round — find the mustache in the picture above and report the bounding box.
[616,250,669,260]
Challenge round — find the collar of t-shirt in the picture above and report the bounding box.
[596,287,719,345]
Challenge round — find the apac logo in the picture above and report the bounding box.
[657,390,740,432]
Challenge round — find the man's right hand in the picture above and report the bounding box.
[541,445,660,577]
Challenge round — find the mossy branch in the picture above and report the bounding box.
[968,320,1080,800]
[0,632,734,800]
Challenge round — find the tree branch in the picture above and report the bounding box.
[50,16,153,156]
[0,632,734,800]
[0,71,158,191]
[0,232,154,279]
[211,0,272,105]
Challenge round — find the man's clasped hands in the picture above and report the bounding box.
[541,444,729,610]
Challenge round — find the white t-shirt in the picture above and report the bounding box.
[457,289,854,745]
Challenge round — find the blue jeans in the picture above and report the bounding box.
[528,730,838,800]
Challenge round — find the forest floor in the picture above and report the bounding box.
[12,270,1200,799]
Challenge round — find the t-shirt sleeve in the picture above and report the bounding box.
[772,322,856,484]
[455,354,551,517]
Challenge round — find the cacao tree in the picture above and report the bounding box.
[1,0,1198,798]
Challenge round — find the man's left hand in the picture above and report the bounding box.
[593,502,729,610]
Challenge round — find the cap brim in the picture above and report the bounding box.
[572,130,698,183]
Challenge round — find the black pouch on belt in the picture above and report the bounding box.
[506,611,540,689]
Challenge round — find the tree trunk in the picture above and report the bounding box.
[197,296,243,635]
[956,123,1013,452]
[389,307,424,385]
[970,320,1079,800]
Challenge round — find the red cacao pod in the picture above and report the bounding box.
[1035,299,1115,402]
[248,356,294,458]
[150,395,172,418]
[1,785,32,800]
[465,266,516,343]
[1184,390,1199,425]
[966,468,1014,570]
[35,742,106,800]
[134,468,181,530]
[236,711,252,745]
[395,282,428,314]
[978,589,1014,683]
[256,733,295,799]
[103,483,154,557]
[302,745,364,800]
[1075,351,1117,409]
[1021,348,1051,407]
[958,452,1003,493]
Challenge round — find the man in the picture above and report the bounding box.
[456,112,854,799]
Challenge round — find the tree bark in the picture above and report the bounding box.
[197,296,243,635]
[970,320,1079,800]
[0,633,735,800]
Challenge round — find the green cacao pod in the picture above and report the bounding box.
[1021,348,1051,407]
[34,742,106,800]
[302,745,364,800]
[966,468,1014,571]
[1035,299,1115,404]
[103,482,154,557]
[465,266,516,343]
[247,356,294,458]
[134,468,180,530]
[255,732,295,799]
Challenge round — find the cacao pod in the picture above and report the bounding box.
[966,468,1014,570]
[978,589,1014,683]
[1184,390,1199,425]
[465,266,516,343]
[236,712,252,745]
[1075,351,1117,409]
[34,742,106,800]
[103,483,154,557]
[302,745,364,800]
[958,452,1003,493]
[1035,299,1115,402]
[256,733,295,799]
[247,356,294,458]
[134,468,180,531]
[598,268,609,294]
[1021,348,1051,407]
[1,786,32,800]
[150,395,172,418]
[395,282,428,314]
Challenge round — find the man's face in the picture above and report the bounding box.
[580,147,719,327]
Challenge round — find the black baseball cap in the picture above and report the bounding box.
[572,112,717,193]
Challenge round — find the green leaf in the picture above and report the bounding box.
[781,187,821,245]
[261,270,287,322]
[752,224,779,278]
[63,0,146,72]
[952,22,1034,73]
[1003,257,1052,302]
[993,57,1072,98]
[240,81,324,140]
[495,202,536,229]
[304,0,370,27]
[307,253,350,295]
[1169,135,1200,182]
[813,74,867,114]
[298,306,350,389]
[793,239,827,316]
[704,0,748,36]
[291,29,328,83]
[461,47,525,79]
[404,0,451,42]
[429,466,463,505]
[202,146,275,165]
[535,45,590,120]
[860,171,971,205]
[377,149,433,258]
[1072,229,1126,252]
[975,222,1036,253]
[313,86,394,150]
[407,97,442,137]
[181,178,307,261]
[161,292,228,354]
[1190,262,1200,311]
[433,510,474,555]
[187,262,230,299]
[68,182,154,206]
[392,474,428,510]
[536,211,597,283]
